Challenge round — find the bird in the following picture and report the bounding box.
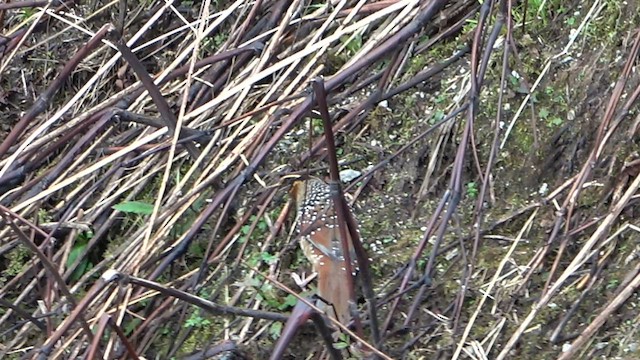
[290,177,356,326]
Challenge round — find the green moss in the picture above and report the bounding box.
[1,245,31,287]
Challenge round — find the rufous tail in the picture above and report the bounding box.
[317,260,352,326]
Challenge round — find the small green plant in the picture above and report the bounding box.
[435,93,447,104]
[303,2,326,15]
[213,33,227,47]
[544,86,554,96]
[333,332,350,350]
[239,214,271,244]
[185,311,211,328]
[278,294,297,310]
[339,33,363,56]
[430,109,445,124]
[509,74,521,87]
[549,117,563,127]
[539,107,563,127]
[123,318,142,336]
[37,209,52,223]
[311,118,325,135]
[4,245,30,278]
[417,257,427,271]
[17,7,38,22]
[260,252,278,265]
[606,278,620,290]
[256,282,284,309]
[269,322,283,339]
[201,33,228,55]
[403,95,417,108]
[409,55,428,75]
[466,182,479,199]
[66,231,95,281]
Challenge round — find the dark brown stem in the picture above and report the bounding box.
[271,300,342,360]
[122,272,289,320]
[311,78,365,340]
[107,26,201,160]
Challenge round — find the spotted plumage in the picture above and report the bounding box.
[290,178,357,325]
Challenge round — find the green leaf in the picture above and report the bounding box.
[67,243,86,268]
[466,182,479,199]
[278,294,298,310]
[190,242,204,257]
[430,109,445,124]
[539,108,549,119]
[340,34,362,55]
[247,253,261,267]
[509,75,520,86]
[123,318,142,336]
[113,201,154,215]
[261,252,278,265]
[67,241,92,281]
[550,117,563,126]
[185,314,210,328]
[269,322,283,339]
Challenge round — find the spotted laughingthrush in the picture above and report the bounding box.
[290,177,357,326]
